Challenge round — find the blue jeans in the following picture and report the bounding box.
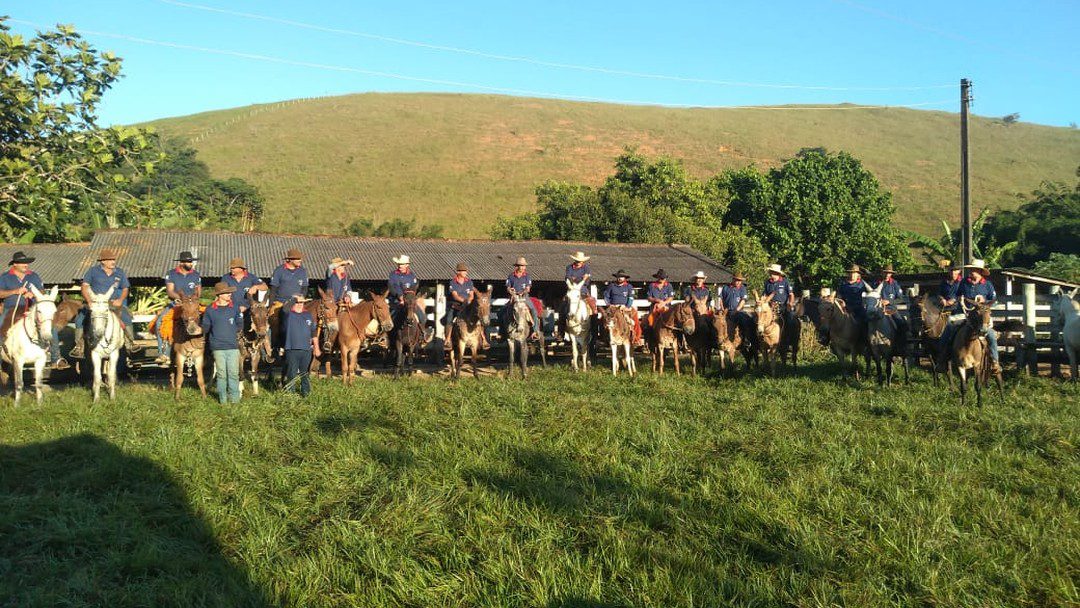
[501,298,540,336]
[212,349,241,404]
[152,306,172,358]
[284,349,312,396]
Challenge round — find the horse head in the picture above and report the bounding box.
[863,283,884,321]
[317,286,339,333]
[248,299,270,338]
[369,289,394,333]
[475,285,493,327]
[674,300,696,335]
[963,297,992,336]
[88,285,116,342]
[755,294,775,336]
[690,295,710,317]
[178,295,203,336]
[26,285,58,346]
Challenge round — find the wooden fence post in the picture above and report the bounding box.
[1048,286,1062,378]
[1022,282,1037,375]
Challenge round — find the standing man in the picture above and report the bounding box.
[201,281,243,405]
[0,251,66,369]
[719,272,750,337]
[388,255,431,340]
[152,251,202,365]
[220,257,267,312]
[268,248,309,354]
[603,269,641,346]
[70,249,143,358]
[503,257,540,340]
[683,271,713,310]
[957,259,1002,375]
[938,261,963,310]
[326,257,355,303]
[763,264,795,326]
[282,295,319,397]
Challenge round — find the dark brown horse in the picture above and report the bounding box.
[171,295,206,400]
[645,300,695,375]
[309,287,339,378]
[685,296,715,377]
[392,290,425,377]
[337,290,393,385]
[711,307,743,376]
[777,298,803,370]
[448,285,492,380]
[239,299,272,395]
[912,294,951,386]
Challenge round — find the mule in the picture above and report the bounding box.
[564,279,592,372]
[711,308,742,377]
[392,291,425,377]
[816,294,866,380]
[85,285,123,401]
[309,287,339,378]
[1055,288,1080,382]
[753,292,782,377]
[0,285,59,404]
[645,300,695,375]
[911,294,952,386]
[603,305,636,377]
[686,296,715,377]
[239,299,272,395]
[864,285,909,386]
[778,298,803,370]
[448,285,493,380]
[171,294,207,400]
[337,290,393,385]
[950,298,1004,407]
[505,289,534,379]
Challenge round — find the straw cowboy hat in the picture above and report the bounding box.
[284,248,303,260]
[612,269,630,279]
[98,249,118,261]
[730,272,746,282]
[514,257,528,266]
[328,257,354,270]
[691,271,707,280]
[175,251,197,262]
[228,257,247,269]
[766,264,785,276]
[652,268,668,280]
[8,251,35,265]
[292,294,312,303]
[455,262,469,272]
[879,264,896,274]
[846,264,863,274]
[570,251,590,262]
[393,254,410,265]
[964,258,991,277]
[213,281,236,296]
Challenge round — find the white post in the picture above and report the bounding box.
[1022,282,1037,375]
[434,283,447,340]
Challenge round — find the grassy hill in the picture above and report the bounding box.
[147,93,1080,238]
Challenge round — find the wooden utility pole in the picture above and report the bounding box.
[960,78,973,265]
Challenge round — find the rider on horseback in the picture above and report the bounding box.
[0,251,66,370]
[763,264,795,328]
[151,251,202,364]
[220,257,267,312]
[558,252,597,338]
[388,255,433,343]
[267,249,309,355]
[447,263,487,349]
[603,270,641,346]
[954,260,1002,376]
[719,272,752,340]
[501,258,540,341]
[683,272,713,311]
[69,249,143,359]
[871,263,910,340]
[326,257,355,303]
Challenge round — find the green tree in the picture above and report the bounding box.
[344,216,443,238]
[982,171,1080,268]
[901,208,1019,268]
[0,19,160,242]
[723,149,913,288]
[1032,253,1080,284]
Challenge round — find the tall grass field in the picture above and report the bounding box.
[147,93,1080,238]
[1,362,1076,607]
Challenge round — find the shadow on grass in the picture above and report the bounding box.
[314,411,406,437]
[0,434,274,608]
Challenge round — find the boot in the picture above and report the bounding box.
[69,328,85,359]
[124,323,144,354]
[989,358,1002,376]
[51,358,70,371]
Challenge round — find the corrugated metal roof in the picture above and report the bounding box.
[0,243,89,285]
[82,229,732,285]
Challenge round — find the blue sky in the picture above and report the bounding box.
[7,0,1079,126]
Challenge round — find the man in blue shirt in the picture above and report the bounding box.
[152,251,202,365]
[938,263,963,310]
[326,257,355,303]
[872,263,909,338]
[835,264,870,322]
[560,251,597,339]
[763,264,795,326]
[0,251,66,369]
[603,269,641,345]
[201,281,244,404]
[957,259,1001,373]
[282,295,320,397]
[503,257,540,340]
[683,271,713,310]
[70,249,142,358]
[220,257,267,312]
[719,272,751,338]
[446,262,484,345]
[269,248,309,354]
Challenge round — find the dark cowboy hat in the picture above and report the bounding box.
[175,251,198,262]
[612,269,631,279]
[846,264,863,274]
[284,248,303,260]
[98,249,118,261]
[652,269,668,280]
[455,262,469,272]
[879,264,896,274]
[730,272,746,282]
[8,251,34,265]
[213,281,236,296]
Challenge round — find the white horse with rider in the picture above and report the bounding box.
[85,285,125,401]
[564,279,592,371]
[1,285,59,404]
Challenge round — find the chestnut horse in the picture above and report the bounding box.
[603,305,637,377]
[645,300,695,375]
[171,294,206,400]
[711,307,743,376]
[337,290,393,385]
[448,285,492,380]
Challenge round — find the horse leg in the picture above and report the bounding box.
[470,342,480,379]
[974,367,983,407]
[957,367,967,406]
[12,357,23,405]
[195,354,207,398]
[174,354,185,400]
[92,352,102,402]
[108,352,118,400]
[395,341,403,378]
[34,357,45,404]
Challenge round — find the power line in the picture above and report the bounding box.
[157,0,955,92]
[7,19,956,111]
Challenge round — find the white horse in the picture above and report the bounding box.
[86,285,123,401]
[1,285,58,404]
[564,279,592,372]
[1055,287,1080,382]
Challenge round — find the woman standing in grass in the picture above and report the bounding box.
[201,282,243,404]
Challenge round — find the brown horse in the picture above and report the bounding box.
[817,294,866,380]
[685,296,715,377]
[603,306,637,377]
[171,295,206,399]
[711,308,742,376]
[911,294,951,386]
[778,298,803,370]
[337,290,393,385]
[309,287,339,378]
[239,299,272,395]
[392,290,425,377]
[448,285,492,380]
[753,292,782,377]
[950,298,1004,407]
[645,301,695,375]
